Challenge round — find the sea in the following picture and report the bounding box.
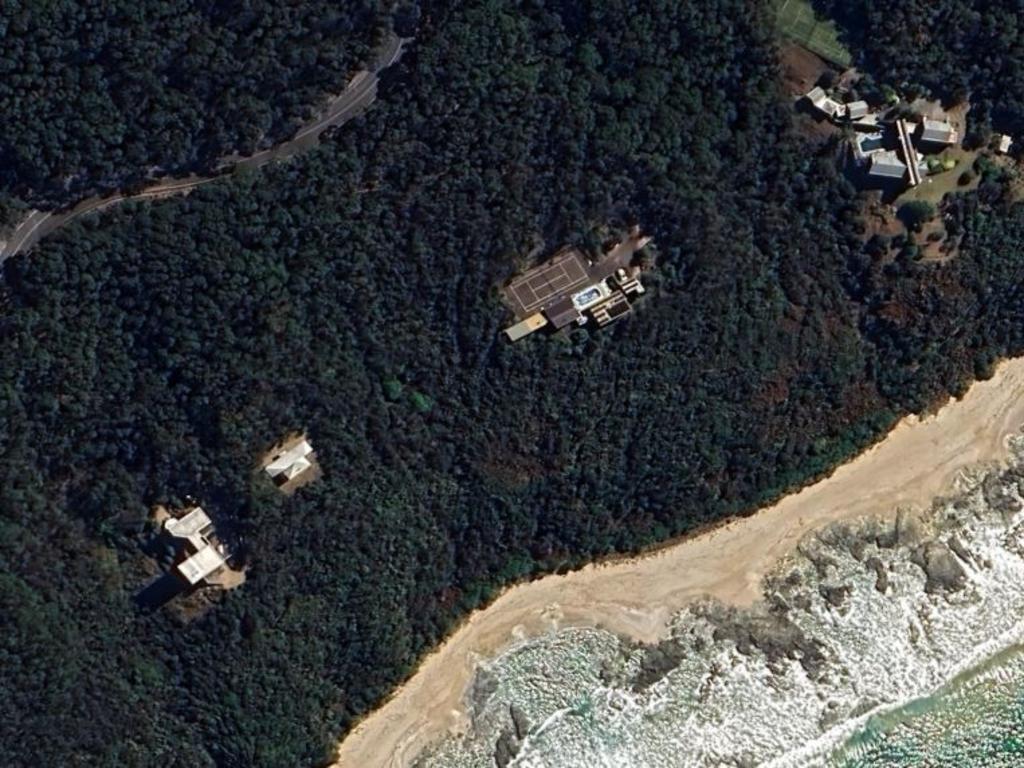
[415,433,1024,768]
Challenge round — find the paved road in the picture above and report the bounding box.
[0,34,406,263]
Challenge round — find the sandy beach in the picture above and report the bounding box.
[331,357,1024,768]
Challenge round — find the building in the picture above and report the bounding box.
[997,134,1014,154]
[264,438,315,487]
[844,100,869,120]
[164,506,228,586]
[804,86,843,119]
[502,232,650,341]
[868,150,907,180]
[918,118,958,146]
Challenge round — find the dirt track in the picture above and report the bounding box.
[332,357,1024,767]
[0,35,404,263]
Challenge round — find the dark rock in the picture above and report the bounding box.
[865,557,889,594]
[819,584,852,609]
[470,668,499,714]
[494,729,519,768]
[895,508,924,547]
[632,639,687,691]
[697,603,828,679]
[510,704,530,740]
[984,475,1021,515]
[911,540,968,593]
[948,535,975,567]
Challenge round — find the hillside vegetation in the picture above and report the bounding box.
[0,0,387,207]
[3,1,1024,767]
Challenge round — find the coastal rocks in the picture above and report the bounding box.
[694,603,827,679]
[910,540,968,593]
[865,556,889,593]
[630,638,688,691]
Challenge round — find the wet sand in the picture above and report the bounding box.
[331,357,1024,768]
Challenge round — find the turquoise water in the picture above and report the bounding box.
[831,646,1024,767]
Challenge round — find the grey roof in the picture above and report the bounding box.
[544,296,582,329]
[919,119,956,144]
[845,100,869,119]
[868,150,907,179]
[805,86,827,104]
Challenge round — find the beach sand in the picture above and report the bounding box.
[331,357,1024,768]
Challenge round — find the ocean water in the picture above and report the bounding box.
[415,434,1024,768]
[831,645,1024,767]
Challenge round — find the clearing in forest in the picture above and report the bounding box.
[773,0,852,67]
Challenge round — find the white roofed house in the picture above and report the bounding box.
[803,86,843,120]
[163,506,228,586]
[844,100,869,120]
[868,150,907,180]
[997,134,1014,154]
[918,118,958,146]
[262,434,320,493]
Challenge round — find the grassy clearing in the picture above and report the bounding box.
[898,147,980,207]
[773,0,852,68]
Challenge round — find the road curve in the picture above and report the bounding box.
[1,34,406,263]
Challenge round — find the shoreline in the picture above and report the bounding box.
[331,356,1024,768]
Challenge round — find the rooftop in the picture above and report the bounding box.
[177,545,227,586]
[869,150,907,179]
[919,119,958,145]
[263,436,318,491]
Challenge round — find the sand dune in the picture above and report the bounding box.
[332,357,1024,768]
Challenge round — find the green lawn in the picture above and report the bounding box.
[773,0,852,67]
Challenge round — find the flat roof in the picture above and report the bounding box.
[266,439,313,477]
[869,150,906,178]
[165,507,212,544]
[177,546,226,585]
[545,296,582,329]
[505,249,590,317]
[504,313,549,342]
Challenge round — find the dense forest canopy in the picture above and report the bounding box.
[817,0,1024,141]
[3,1,1024,767]
[0,0,388,207]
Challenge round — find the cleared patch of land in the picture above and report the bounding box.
[331,356,1024,768]
[773,0,851,67]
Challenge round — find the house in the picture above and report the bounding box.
[804,86,843,119]
[997,134,1014,154]
[501,233,650,341]
[918,118,958,146]
[844,100,869,120]
[868,150,907,180]
[164,506,228,586]
[264,438,315,487]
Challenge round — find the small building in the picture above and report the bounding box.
[264,438,315,487]
[918,118,958,146]
[997,134,1014,154]
[868,150,907,180]
[844,100,869,120]
[164,506,228,586]
[804,86,843,119]
[504,313,549,342]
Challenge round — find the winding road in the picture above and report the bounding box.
[0,34,405,263]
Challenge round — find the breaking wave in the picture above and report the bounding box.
[415,434,1024,767]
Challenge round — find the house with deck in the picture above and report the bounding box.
[502,230,651,342]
